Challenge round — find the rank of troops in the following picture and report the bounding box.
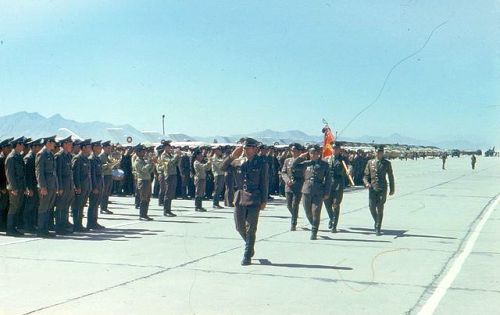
[0,136,395,266]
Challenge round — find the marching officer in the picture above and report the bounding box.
[89,141,106,230]
[133,144,155,221]
[72,139,92,232]
[23,138,43,233]
[293,145,332,240]
[160,141,181,217]
[35,136,58,238]
[281,143,306,231]
[363,145,395,236]
[211,146,225,209]
[324,142,349,233]
[99,141,115,214]
[5,137,28,236]
[223,138,268,266]
[55,136,74,234]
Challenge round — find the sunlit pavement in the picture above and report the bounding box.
[1,156,499,315]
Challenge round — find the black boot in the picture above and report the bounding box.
[195,198,206,212]
[310,229,318,240]
[163,199,177,217]
[139,203,153,221]
[376,211,383,236]
[242,235,255,266]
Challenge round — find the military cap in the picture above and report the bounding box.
[289,143,304,151]
[73,139,82,146]
[58,136,73,145]
[134,144,146,152]
[155,144,164,152]
[242,138,259,148]
[43,136,56,144]
[308,144,322,152]
[375,145,385,152]
[0,138,14,148]
[102,140,111,147]
[10,137,28,146]
[28,138,44,147]
[80,139,92,147]
[91,140,102,147]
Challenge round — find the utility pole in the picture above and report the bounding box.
[162,114,166,136]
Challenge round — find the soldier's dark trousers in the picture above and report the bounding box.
[55,189,73,231]
[100,175,113,211]
[72,188,90,228]
[180,174,189,198]
[134,179,140,208]
[286,192,302,226]
[234,205,260,259]
[302,193,324,234]
[23,189,39,231]
[7,192,24,231]
[38,189,57,233]
[324,188,344,229]
[0,191,9,230]
[157,175,166,206]
[224,175,235,207]
[163,175,177,212]
[138,180,152,217]
[213,175,224,206]
[88,189,102,227]
[369,189,387,230]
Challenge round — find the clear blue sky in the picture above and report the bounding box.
[0,1,498,144]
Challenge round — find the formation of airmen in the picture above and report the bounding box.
[0,135,398,266]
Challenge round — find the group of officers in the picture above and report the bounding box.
[0,136,117,238]
[0,135,395,266]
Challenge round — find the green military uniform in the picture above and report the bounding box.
[211,149,225,208]
[72,139,92,231]
[159,144,180,216]
[193,154,211,212]
[5,137,28,236]
[363,146,395,236]
[294,145,332,240]
[89,141,105,230]
[324,144,349,233]
[55,136,74,233]
[0,138,14,231]
[23,138,43,233]
[36,137,58,237]
[133,145,155,220]
[99,141,114,214]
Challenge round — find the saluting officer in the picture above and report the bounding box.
[23,138,43,233]
[99,141,115,215]
[192,149,212,212]
[72,139,92,232]
[281,143,306,231]
[293,145,332,240]
[160,141,181,217]
[54,136,74,234]
[324,142,349,233]
[363,145,395,236]
[88,141,106,230]
[223,138,268,266]
[35,136,58,238]
[5,137,28,236]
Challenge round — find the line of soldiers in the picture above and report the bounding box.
[0,136,117,238]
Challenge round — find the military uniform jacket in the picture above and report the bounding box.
[294,157,331,196]
[90,154,104,190]
[6,151,26,192]
[327,155,349,191]
[281,157,305,194]
[72,153,92,191]
[55,151,74,190]
[223,155,269,207]
[179,155,191,176]
[363,158,395,193]
[0,152,7,191]
[36,147,58,190]
[99,152,113,176]
[160,153,180,177]
[194,160,211,180]
[211,156,225,177]
[23,151,37,191]
[133,157,154,181]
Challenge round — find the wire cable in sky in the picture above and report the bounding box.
[337,20,448,137]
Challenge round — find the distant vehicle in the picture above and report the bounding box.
[485,147,497,157]
[450,149,460,157]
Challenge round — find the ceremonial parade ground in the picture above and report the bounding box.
[1,156,499,315]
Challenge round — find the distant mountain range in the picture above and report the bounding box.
[0,112,488,150]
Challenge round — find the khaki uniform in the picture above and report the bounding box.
[133,156,154,218]
[211,156,225,207]
[99,152,114,212]
[159,152,180,212]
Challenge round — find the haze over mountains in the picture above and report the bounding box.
[0,112,487,150]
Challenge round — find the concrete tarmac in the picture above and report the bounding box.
[1,156,499,315]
